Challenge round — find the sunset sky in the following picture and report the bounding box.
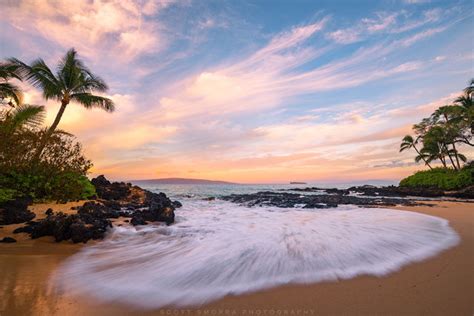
[1,0,473,183]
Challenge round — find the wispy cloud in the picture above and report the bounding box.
[3,0,176,61]
[1,1,471,182]
[326,8,444,44]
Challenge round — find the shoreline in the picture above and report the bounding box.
[0,201,472,315]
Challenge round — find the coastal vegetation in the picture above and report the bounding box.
[0,49,112,203]
[400,79,473,190]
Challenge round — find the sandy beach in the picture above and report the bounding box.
[0,201,473,316]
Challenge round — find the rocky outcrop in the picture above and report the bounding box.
[286,185,456,198]
[91,175,178,225]
[18,210,112,243]
[446,185,474,199]
[9,176,180,244]
[0,197,35,225]
[91,175,132,200]
[222,191,423,209]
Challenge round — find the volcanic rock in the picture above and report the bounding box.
[0,197,35,225]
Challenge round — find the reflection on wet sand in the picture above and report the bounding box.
[0,202,84,316]
[0,253,69,315]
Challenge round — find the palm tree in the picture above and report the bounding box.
[463,78,473,99]
[10,48,114,158]
[422,140,447,168]
[454,79,474,134]
[400,135,433,169]
[0,62,23,107]
[433,105,464,169]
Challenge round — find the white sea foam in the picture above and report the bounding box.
[54,200,459,309]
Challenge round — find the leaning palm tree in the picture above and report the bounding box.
[10,48,114,158]
[400,135,433,169]
[0,62,23,107]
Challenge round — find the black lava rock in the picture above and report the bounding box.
[21,208,112,243]
[0,237,17,243]
[13,225,34,234]
[131,215,146,226]
[91,175,131,201]
[90,175,179,226]
[221,191,421,209]
[0,197,36,225]
[172,201,183,208]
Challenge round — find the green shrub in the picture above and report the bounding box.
[400,166,473,190]
[0,172,96,202]
[0,188,17,203]
[0,130,95,202]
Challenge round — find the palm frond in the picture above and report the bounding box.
[71,93,115,112]
[10,104,45,129]
[463,78,474,96]
[454,95,473,109]
[10,57,62,100]
[80,71,108,92]
[0,104,45,132]
[458,153,467,162]
[0,82,23,106]
[402,135,414,143]
[57,48,84,90]
[0,62,22,81]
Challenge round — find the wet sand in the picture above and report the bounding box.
[0,201,473,315]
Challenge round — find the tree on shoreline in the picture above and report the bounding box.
[400,135,433,170]
[401,79,472,170]
[10,48,115,159]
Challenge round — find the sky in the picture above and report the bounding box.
[1,0,473,183]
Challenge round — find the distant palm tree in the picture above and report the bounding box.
[414,148,432,167]
[10,48,114,158]
[454,79,474,134]
[455,80,473,109]
[400,135,433,169]
[433,105,464,169]
[0,62,23,107]
[464,78,473,99]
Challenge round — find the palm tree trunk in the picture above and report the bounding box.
[452,143,461,170]
[444,145,458,170]
[413,145,433,170]
[34,100,68,160]
[439,155,447,168]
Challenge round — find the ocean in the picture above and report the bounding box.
[53,183,459,309]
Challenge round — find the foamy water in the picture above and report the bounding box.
[54,199,459,309]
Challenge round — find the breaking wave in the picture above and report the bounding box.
[54,200,459,309]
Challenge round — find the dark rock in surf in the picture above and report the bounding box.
[221,191,421,209]
[131,215,146,226]
[286,185,450,198]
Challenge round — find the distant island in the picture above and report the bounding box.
[131,178,237,185]
[290,181,307,184]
